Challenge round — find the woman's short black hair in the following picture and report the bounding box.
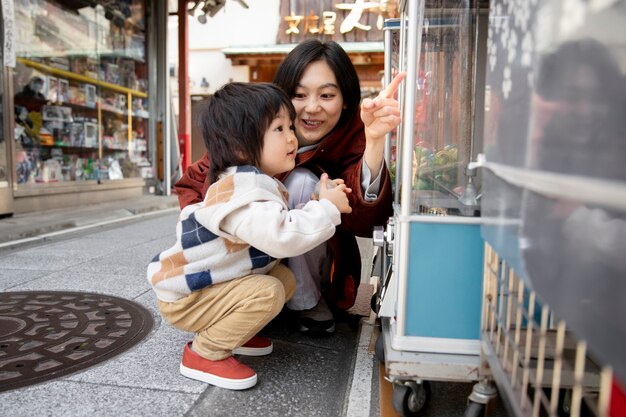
[200,82,295,182]
[273,39,361,130]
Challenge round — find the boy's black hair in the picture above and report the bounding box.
[200,82,296,183]
[272,39,361,131]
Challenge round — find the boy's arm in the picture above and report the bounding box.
[222,199,341,259]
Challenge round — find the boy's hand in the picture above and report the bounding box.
[318,174,352,214]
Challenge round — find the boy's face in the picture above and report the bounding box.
[259,107,298,177]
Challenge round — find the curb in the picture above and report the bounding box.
[0,207,179,251]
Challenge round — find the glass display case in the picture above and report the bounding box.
[11,0,151,185]
[397,0,480,217]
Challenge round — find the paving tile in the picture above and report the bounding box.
[187,319,359,417]
[9,269,151,299]
[0,252,87,271]
[65,323,206,395]
[0,380,197,417]
[0,268,51,290]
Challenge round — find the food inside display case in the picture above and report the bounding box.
[12,0,151,185]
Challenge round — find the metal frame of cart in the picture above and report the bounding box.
[375,2,494,415]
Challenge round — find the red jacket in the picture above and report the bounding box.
[174,112,393,309]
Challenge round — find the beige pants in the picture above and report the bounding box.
[158,263,296,360]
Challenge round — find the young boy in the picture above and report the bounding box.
[147,82,351,390]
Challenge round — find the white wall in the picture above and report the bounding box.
[168,0,281,94]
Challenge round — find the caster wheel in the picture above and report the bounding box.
[463,401,486,417]
[392,381,431,417]
[370,293,379,314]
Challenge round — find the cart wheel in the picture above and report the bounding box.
[554,388,592,417]
[374,333,384,363]
[370,293,379,314]
[463,401,486,417]
[392,381,431,417]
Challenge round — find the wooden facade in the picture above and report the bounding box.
[225,1,400,92]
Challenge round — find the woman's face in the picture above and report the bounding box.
[292,60,345,147]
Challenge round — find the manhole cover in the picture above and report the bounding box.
[0,291,153,392]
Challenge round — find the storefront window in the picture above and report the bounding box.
[12,0,150,184]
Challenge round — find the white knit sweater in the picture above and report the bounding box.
[147,165,341,302]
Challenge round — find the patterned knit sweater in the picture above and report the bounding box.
[147,165,341,302]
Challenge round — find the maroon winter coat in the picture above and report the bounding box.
[173,112,393,310]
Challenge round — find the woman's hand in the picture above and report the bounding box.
[361,72,405,140]
[361,72,406,175]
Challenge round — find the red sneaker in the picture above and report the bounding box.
[180,342,257,390]
[232,335,273,356]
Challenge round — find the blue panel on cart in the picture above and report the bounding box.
[405,222,483,340]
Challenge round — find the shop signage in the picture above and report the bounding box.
[282,0,398,37]
[285,0,383,35]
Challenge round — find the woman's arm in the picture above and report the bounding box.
[173,152,211,208]
[339,157,393,237]
[331,73,404,236]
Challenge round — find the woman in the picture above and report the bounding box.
[175,39,404,336]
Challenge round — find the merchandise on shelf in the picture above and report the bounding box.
[11,0,152,186]
[13,0,153,184]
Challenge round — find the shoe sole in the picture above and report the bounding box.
[232,345,273,356]
[180,364,257,390]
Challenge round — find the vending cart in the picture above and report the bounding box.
[375,1,493,416]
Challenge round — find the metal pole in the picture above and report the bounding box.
[152,0,171,195]
[396,0,425,339]
[178,0,191,173]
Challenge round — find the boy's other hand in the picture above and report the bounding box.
[318,174,352,214]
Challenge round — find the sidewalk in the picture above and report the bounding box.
[0,202,378,416]
[0,194,180,247]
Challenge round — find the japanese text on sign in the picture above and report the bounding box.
[284,0,398,35]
